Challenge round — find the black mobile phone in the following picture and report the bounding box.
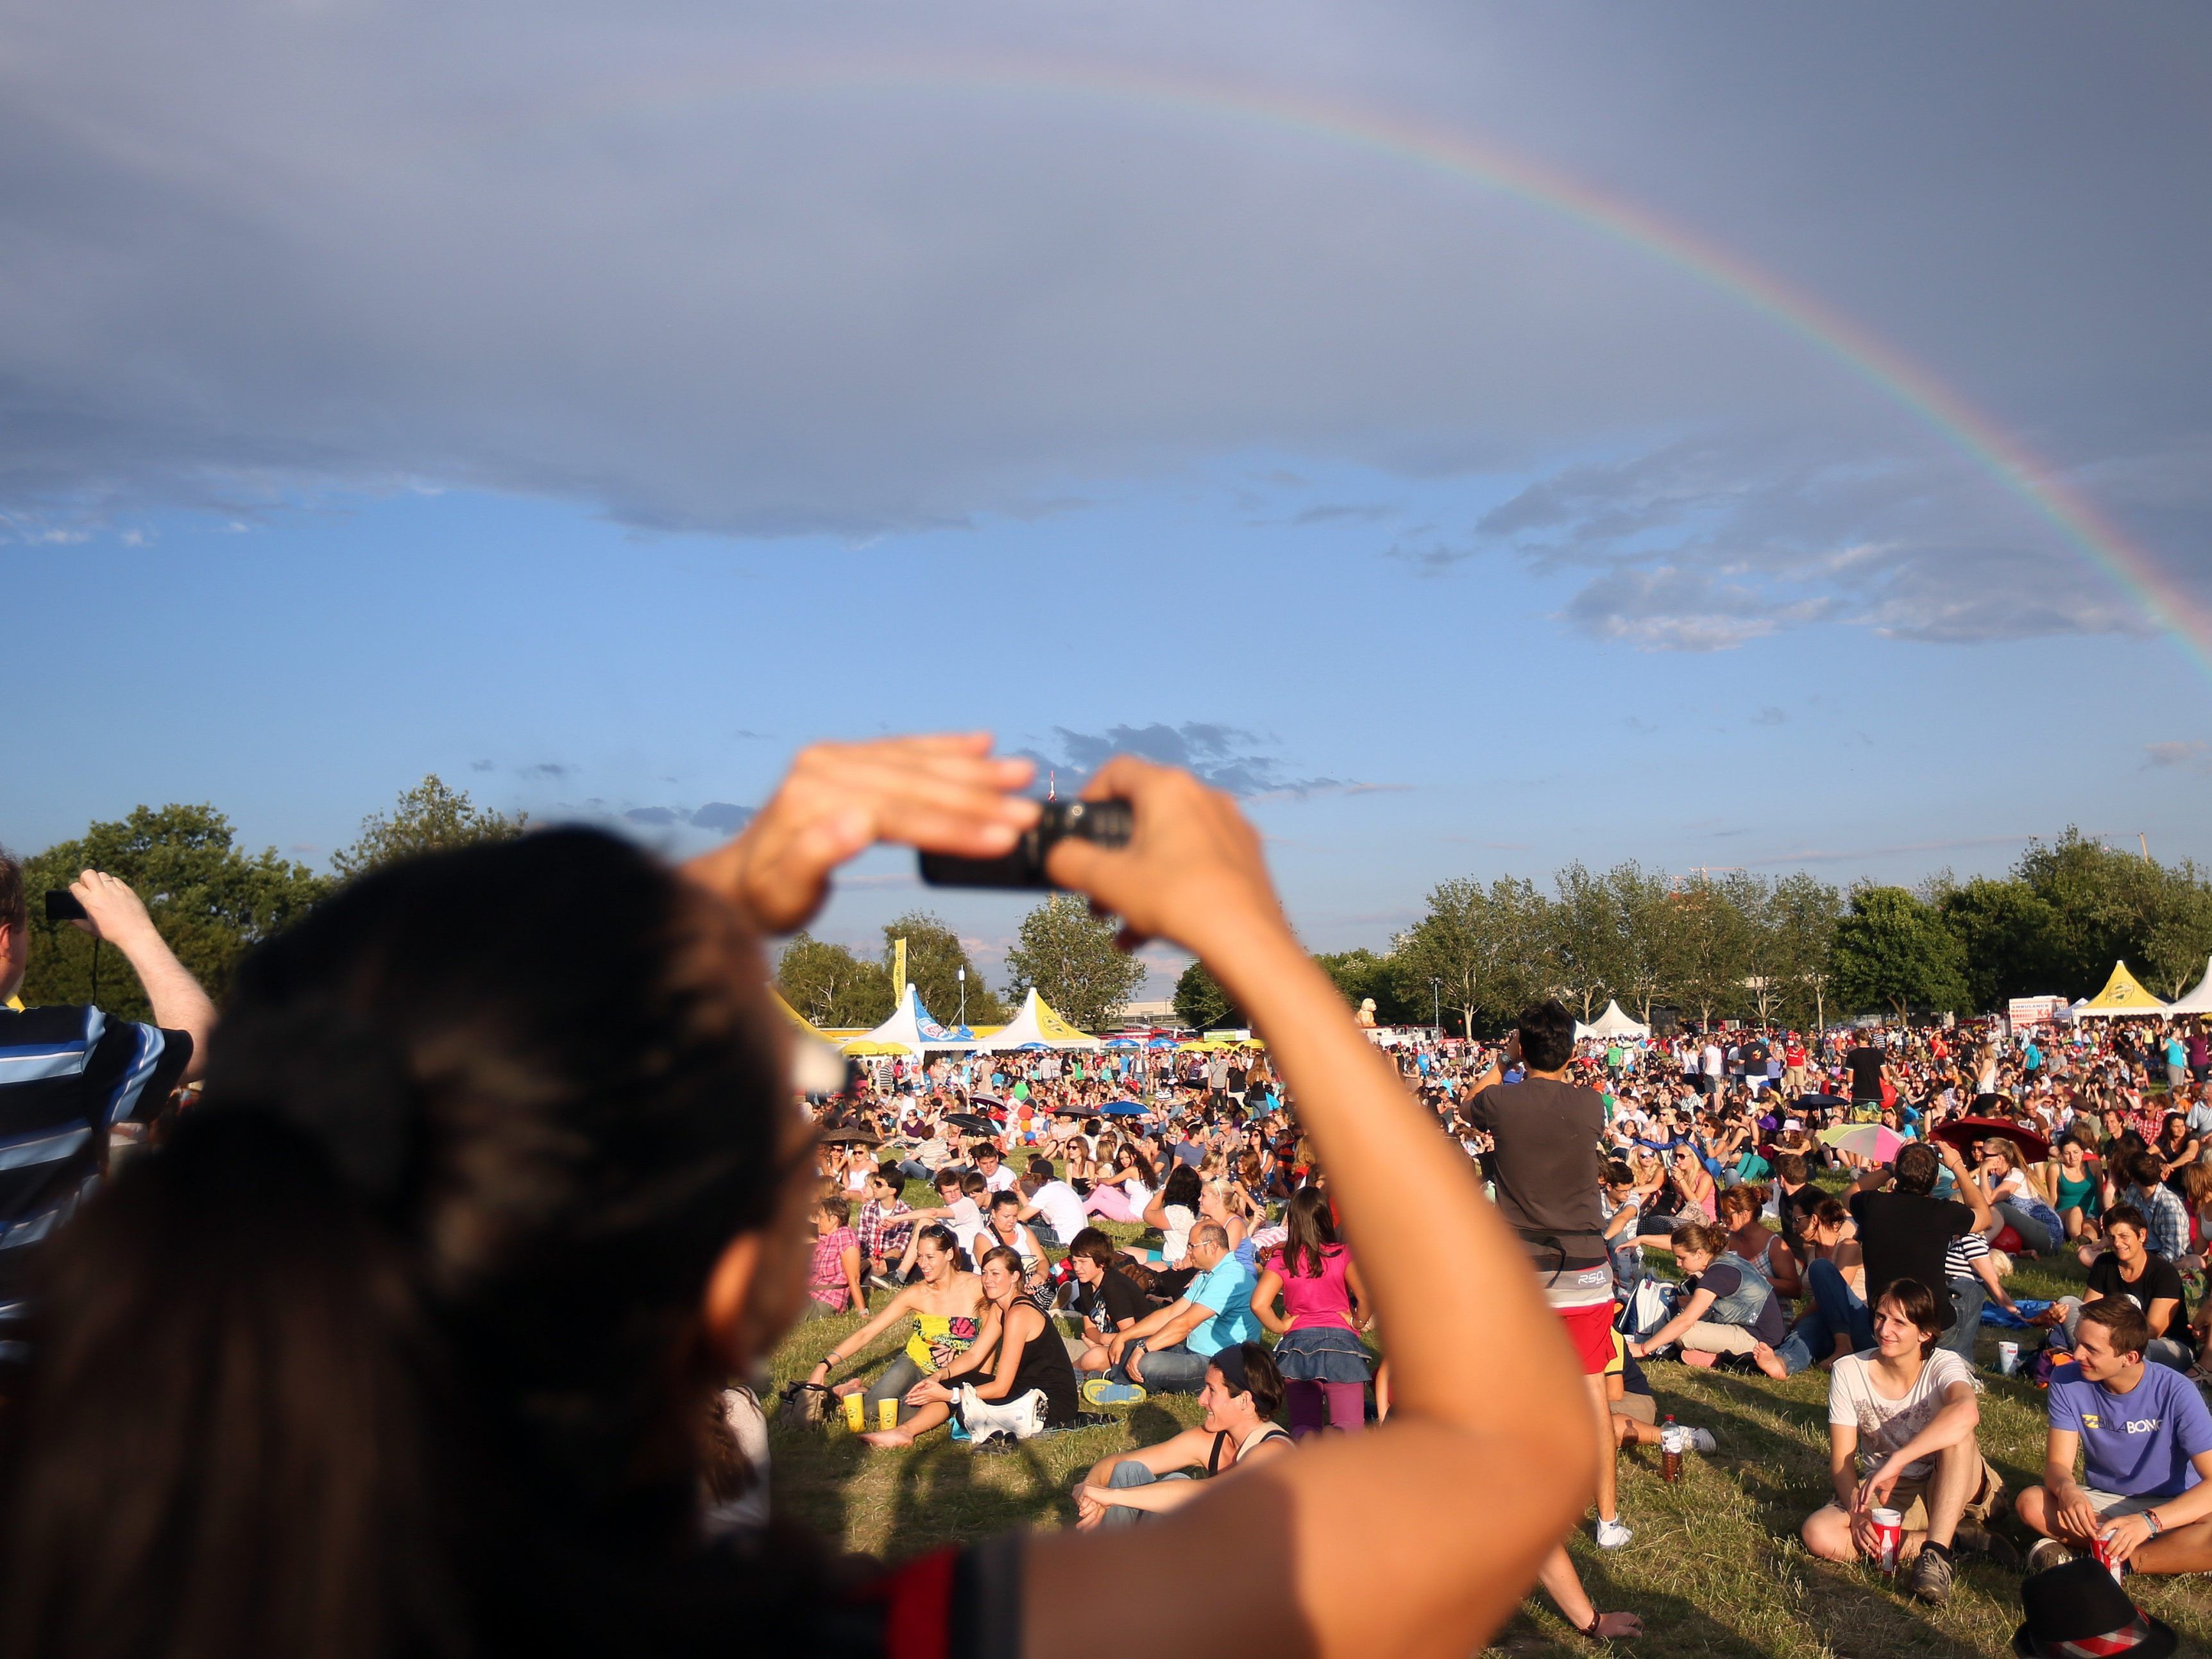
[919,799,1134,889]
[44,889,87,923]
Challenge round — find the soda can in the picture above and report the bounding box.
[842,1392,865,1433]
[1997,1341,2021,1377]
[879,1397,898,1431]
[2093,1529,2125,1583]
[1869,1507,1904,1575]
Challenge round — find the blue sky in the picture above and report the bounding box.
[5,2,2209,995]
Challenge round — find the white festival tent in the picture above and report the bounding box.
[976,989,1102,1052]
[2168,956,2212,1016]
[1574,1000,1651,1042]
[841,985,978,1059]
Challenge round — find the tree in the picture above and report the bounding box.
[2006,829,2212,1000]
[1314,948,1413,1025]
[1391,876,1547,1039]
[1765,870,1842,1028]
[1663,874,1753,1028]
[879,910,1006,1026]
[776,932,894,1027]
[1173,960,1240,1030]
[332,774,527,880]
[2142,862,2212,1001]
[19,804,328,1020]
[1545,862,1620,1023]
[1937,877,2061,1012]
[1003,895,1146,1033]
[1604,862,1677,1025]
[1832,885,1969,1021]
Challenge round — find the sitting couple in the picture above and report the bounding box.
[1081,1220,1262,1407]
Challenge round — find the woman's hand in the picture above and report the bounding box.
[905,1379,950,1406]
[686,736,1039,933]
[1042,756,1282,957]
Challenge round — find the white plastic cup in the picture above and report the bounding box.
[1998,1341,2021,1377]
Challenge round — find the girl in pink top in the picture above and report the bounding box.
[1252,1187,1372,1436]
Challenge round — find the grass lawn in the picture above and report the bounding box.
[768,1178,2212,1655]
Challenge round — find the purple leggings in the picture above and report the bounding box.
[1284,1380,1366,1438]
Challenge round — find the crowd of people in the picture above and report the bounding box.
[4,733,2211,1656]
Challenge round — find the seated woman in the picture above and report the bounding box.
[865,1245,1081,1449]
[1080,1144,1157,1225]
[1071,1342,1292,1526]
[1626,1220,1788,1371]
[982,1190,1051,1302]
[1716,1183,1801,1299]
[2052,1130,2104,1244]
[2158,1112,2202,1191]
[1127,1163,1203,1289]
[1977,1139,2063,1257]
[808,1223,985,1427]
[1251,1187,1371,1437]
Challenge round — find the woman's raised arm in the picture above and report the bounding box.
[1031,758,1592,1659]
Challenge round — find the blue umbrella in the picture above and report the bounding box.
[1102,1100,1150,1116]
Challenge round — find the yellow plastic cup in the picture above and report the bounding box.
[879,1397,898,1431]
[842,1392,864,1432]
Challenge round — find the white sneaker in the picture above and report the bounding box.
[1595,1517,1633,1550]
[1689,1428,1717,1454]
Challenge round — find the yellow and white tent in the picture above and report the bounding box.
[2073,960,2170,1018]
[976,989,1100,1051]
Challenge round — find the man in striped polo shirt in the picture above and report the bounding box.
[0,851,213,1365]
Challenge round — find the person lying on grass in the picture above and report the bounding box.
[810,1222,984,1429]
[2016,1294,2212,1577]
[1799,1277,2011,1609]
[862,1244,1082,1449]
[1073,1343,1293,1526]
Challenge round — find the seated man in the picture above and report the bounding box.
[1800,1279,2009,1606]
[1060,1227,1156,1375]
[1073,1342,1291,1527]
[1085,1221,1259,1403]
[2017,1296,2212,1576]
[1016,1155,1087,1248]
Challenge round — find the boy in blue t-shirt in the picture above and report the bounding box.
[2016,1297,2212,1576]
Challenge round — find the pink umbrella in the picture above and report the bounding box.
[1816,1122,1905,1163]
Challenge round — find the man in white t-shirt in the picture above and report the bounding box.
[1701,1040,1724,1106]
[1018,1156,1087,1246]
[1799,1277,2009,1608]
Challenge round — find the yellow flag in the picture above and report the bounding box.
[892,937,907,1001]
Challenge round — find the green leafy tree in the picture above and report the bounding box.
[1765,870,1842,1028]
[879,910,1006,1026]
[1391,876,1547,1039]
[1003,894,1146,1033]
[1936,877,2062,1011]
[331,774,527,881]
[1314,947,1413,1025]
[1545,862,1620,1023]
[1604,862,1678,1025]
[1832,885,1969,1021]
[1663,874,1754,1028]
[19,804,328,1019]
[1173,960,1241,1030]
[2142,865,2212,1001]
[776,932,894,1027]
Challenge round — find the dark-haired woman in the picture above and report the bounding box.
[1071,1342,1293,1527]
[813,1222,985,1427]
[1252,1187,1371,1437]
[1080,1143,1156,1223]
[865,1245,1079,1448]
[0,736,1591,1659]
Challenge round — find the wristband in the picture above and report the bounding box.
[2146,1510,2163,1536]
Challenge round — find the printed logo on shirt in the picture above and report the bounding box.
[2082,1413,2103,1429]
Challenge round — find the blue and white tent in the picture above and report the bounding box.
[842,985,978,1058]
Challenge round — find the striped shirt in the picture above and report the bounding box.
[0,1005,192,1354]
[1941,1229,1991,1282]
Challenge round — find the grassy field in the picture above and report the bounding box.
[767,1185,2212,1655]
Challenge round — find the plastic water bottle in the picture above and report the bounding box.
[1659,1416,1686,1483]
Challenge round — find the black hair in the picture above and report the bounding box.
[1161,1163,1202,1211]
[1279,1186,1338,1279]
[0,830,810,1659]
[1208,1341,1286,1418]
[914,1221,969,1272]
[1515,1000,1576,1073]
[1893,1142,1939,1195]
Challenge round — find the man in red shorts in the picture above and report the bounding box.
[1469,1000,1630,1549]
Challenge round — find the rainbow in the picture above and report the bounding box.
[542,56,2212,682]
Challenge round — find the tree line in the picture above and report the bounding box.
[1275,830,2212,1039]
[15,787,2207,1041]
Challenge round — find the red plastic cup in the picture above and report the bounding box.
[1869,1508,1903,1575]
[2093,1529,2125,1583]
